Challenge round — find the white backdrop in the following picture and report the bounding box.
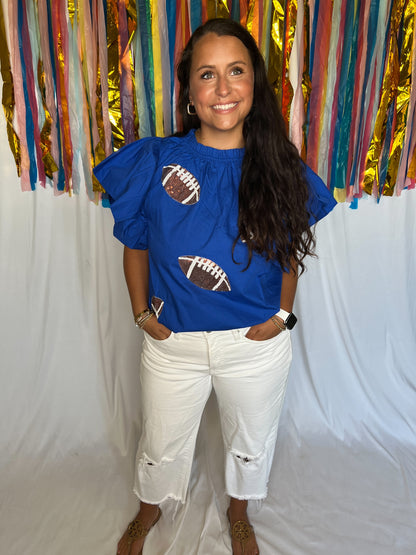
[1,108,416,553]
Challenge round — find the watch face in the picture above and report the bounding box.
[285,313,297,330]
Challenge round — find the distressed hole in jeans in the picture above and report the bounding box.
[139,453,174,467]
[236,454,252,464]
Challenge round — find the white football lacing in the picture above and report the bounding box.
[163,165,200,203]
[184,256,230,291]
[176,166,200,203]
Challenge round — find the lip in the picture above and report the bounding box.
[211,102,238,112]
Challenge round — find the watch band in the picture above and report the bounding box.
[275,309,297,330]
[276,309,290,322]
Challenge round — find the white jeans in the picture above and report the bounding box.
[133,327,292,504]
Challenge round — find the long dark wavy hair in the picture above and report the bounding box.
[177,18,316,273]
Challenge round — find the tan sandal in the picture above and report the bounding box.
[227,509,259,555]
[126,508,161,554]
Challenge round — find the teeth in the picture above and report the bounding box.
[212,103,237,110]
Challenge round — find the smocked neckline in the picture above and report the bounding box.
[186,129,245,161]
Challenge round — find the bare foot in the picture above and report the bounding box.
[117,503,160,555]
[228,499,260,555]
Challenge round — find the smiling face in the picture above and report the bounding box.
[188,33,254,149]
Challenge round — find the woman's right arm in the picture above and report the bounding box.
[123,246,171,340]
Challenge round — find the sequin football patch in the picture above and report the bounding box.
[161,164,200,205]
[178,255,231,292]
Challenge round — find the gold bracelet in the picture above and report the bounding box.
[134,308,150,320]
[271,315,286,331]
[134,308,155,328]
[137,312,155,329]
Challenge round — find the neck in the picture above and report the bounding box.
[195,128,245,150]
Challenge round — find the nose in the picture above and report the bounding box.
[215,74,231,97]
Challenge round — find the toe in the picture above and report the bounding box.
[117,532,130,555]
[116,536,126,555]
[232,536,259,555]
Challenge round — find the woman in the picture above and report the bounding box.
[94,17,336,555]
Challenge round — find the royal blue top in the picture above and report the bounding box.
[94,129,336,332]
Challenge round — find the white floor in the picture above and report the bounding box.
[2,395,415,554]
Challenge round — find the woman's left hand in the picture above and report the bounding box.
[245,317,285,341]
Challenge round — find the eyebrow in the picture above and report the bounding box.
[194,60,249,72]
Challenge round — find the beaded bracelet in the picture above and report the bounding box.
[134,308,155,328]
[271,315,286,332]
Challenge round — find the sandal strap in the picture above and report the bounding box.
[127,508,161,544]
[231,519,254,544]
[127,519,149,541]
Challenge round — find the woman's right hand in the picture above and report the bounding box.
[142,315,172,340]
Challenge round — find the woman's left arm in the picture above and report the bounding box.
[245,259,298,340]
[278,259,298,316]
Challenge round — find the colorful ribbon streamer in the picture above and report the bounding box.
[1,0,415,205]
[0,0,21,176]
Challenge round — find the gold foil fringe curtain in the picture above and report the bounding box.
[0,0,415,205]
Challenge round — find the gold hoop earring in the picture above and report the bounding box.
[187,102,197,116]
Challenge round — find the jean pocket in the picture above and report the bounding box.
[145,331,174,342]
[241,328,289,343]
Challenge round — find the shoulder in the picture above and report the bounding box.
[303,164,325,189]
[93,134,192,195]
[302,163,337,223]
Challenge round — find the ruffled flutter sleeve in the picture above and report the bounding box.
[304,165,337,225]
[93,138,158,249]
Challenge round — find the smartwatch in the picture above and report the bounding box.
[276,309,297,330]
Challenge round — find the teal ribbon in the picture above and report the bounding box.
[330,0,360,192]
[137,0,155,136]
